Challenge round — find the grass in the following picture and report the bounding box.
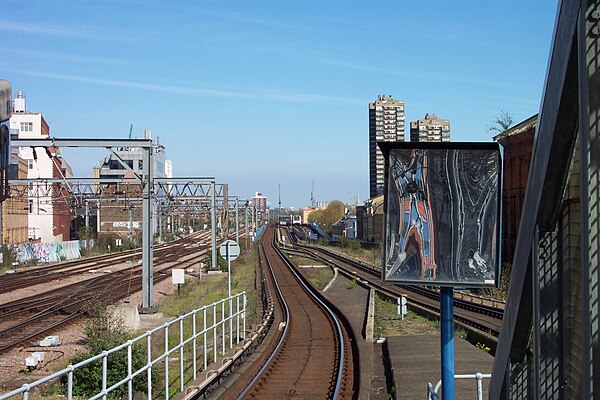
[161,246,258,324]
[374,292,440,337]
[157,244,259,396]
[298,266,334,291]
[373,292,468,339]
[286,254,334,291]
[319,242,381,268]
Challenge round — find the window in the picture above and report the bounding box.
[138,160,143,170]
[28,199,33,213]
[20,122,33,132]
[28,159,34,169]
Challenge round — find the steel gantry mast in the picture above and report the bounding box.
[9,137,231,313]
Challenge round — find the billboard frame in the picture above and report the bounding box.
[378,141,502,288]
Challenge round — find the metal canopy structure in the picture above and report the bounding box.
[12,137,158,312]
[490,1,600,398]
[10,138,230,313]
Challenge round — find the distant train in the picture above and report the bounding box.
[278,214,302,226]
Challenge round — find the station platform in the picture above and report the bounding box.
[387,335,494,399]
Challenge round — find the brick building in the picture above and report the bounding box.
[494,114,537,265]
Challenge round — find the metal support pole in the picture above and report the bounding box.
[128,203,133,243]
[85,200,89,228]
[235,197,239,244]
[140,145,155,312]
[440,287,455,400]
[158,207,162,241]
[245,204,249,247]
[251,205,255,242]
[211,181,217,270]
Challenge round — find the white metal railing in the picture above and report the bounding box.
[427,373,491,400]
[0,292,247,400]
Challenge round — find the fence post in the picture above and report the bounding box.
[476,372,483,400]
[102,352,108,400]
[22,385,30,400]
[179,318,184,392]
[127,341,133,400]
[193,311,197,381]
[147,334,152,400]
[236,295,240,344]
[243,292,247,339]
[204,308,208,369]
[213,305,217,363]
[221,301,226,356]
[165,325,170,400]
[229,295,233,349]
[67,365,73,399]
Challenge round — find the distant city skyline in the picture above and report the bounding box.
[0,1,558,208]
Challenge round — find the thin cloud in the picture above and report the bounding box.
[316,58,502,87]
[0,21,134,43]
[4,69,254,98]
[1,69,361,105]
[198,9,312,32]
[265,92,362,105]
[0,47,132,66]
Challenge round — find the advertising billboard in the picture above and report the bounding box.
[379,142,501,287]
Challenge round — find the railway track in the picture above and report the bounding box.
[0,232,215,354]
[283,227,503,339]
[224,225,356,399]
[0,231,211,294]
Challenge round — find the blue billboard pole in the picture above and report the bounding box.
[440,287,455,399]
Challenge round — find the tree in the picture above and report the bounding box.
[307,200,346,234]
[327,200,345,219]
[488,110,514,134]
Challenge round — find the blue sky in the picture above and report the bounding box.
[1,1,558,208]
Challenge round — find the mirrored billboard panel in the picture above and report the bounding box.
[381,143,501,287]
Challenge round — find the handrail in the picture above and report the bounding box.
[0,292,247,400]
[427,373,491,400]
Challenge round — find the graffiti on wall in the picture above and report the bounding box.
[10,240,87,263]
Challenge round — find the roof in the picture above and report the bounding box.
[493,114,538,140]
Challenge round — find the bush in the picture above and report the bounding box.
[351,240,361,253]
[339,236,348,248]
[64,309,155,399]
[77,226,95,241]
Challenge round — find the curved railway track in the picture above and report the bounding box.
[284,227,503,339]
[225,225,356,399]
[0,232,215,354]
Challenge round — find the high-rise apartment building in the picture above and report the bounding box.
[409,113,450,142]
[369,95,405,198]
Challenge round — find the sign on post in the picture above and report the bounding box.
[397,295,408,320]
[172,269,185,284]
[379,142,501,287]
[219,240,240,261]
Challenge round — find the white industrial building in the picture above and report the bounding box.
[93,132,171,236]
[9,91,73,242]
